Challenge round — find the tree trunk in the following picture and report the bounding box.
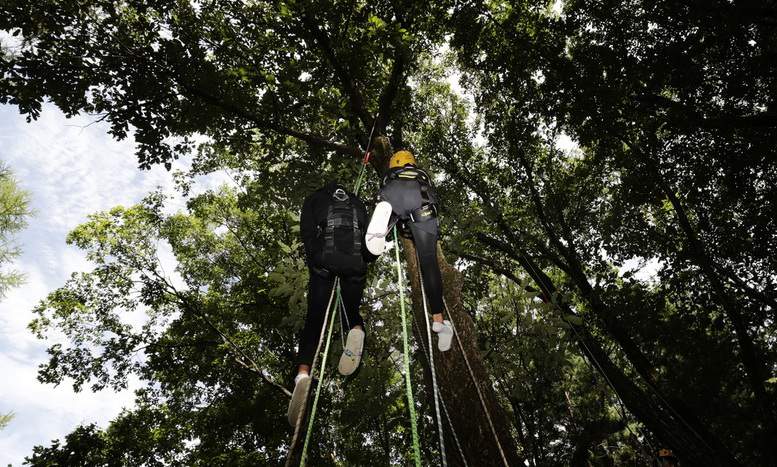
[629,139,777,458]
[570,418,625,467]
[402,237,524,466]
[474,145,745,465]
[660,186,777,461]
[514,253,741,467]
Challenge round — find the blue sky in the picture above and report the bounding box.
[0,103,225,464]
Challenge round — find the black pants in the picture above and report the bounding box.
[297,269,366,367]
[407,219,445,316]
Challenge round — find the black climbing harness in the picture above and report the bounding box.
[409,203,438,223]
[317,188,366,276]
[382,165,439,225]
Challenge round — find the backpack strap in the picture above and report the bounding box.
[352,204,362,252]
[322,203,336,257]
[322,190,350,257]
[383,166,432,185]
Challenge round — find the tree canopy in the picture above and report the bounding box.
[0,162,30,298]
[2,0,775,465]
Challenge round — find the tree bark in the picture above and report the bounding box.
[402,238,524,466]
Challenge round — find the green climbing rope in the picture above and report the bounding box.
[353,117,377,196]
[300,282,342,466]
[353,160,369,196]
[393,226,422,467]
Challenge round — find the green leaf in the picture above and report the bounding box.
[277,240,291,254]
[278,3,290,17]
[367,15,385,31]
[563,314,583,326]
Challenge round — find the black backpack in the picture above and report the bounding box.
[318,188,366,276]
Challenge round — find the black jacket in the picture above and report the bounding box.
[300,182,378,270]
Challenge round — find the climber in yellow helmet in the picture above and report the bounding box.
[365,147,453,351]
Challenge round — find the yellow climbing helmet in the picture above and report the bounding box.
[658,449,676,459]
[389,150,416,169]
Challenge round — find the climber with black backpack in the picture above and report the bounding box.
[366,149,454,352]
[288,181,381,426]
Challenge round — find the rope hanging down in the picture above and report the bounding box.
[300,282,342,466]
[411,314,469,467]
[443,297,511,467]
[339,286,351,349]
[286,279,338,467]
[394,226,423,467]
[352,118,377,196]
[416,252,448,467]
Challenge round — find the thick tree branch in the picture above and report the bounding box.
[620,136,777,433]
[442,158,571,275]
[717,265,777,311]
[698,112,777,129]
[498,250,739,466]
[375,44,408,135]
[500,135,667,386]
[179,81,361,159]
[299,11,373,133]
[453,246,549,301]
[635,94,777,129]
[513,141,579,262]
[444,153,703,433]
[119,39,363,159]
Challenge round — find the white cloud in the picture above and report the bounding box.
[555,133,580,153]
[0,103,228,465]
[0,352,138,464]
[618,256,663,283]
[0,262,49,357]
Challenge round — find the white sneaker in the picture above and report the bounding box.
[287,374,311,427]
[366,201,393,255]
[432,320,453,352]
[338,328,365,376]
